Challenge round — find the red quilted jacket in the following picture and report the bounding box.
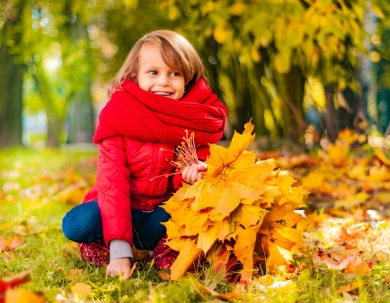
[83,136,210,247]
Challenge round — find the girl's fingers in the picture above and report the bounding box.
[198,163,208,171]
[191,164,198,183]
[122,269,131,280]
[182,163,207,184]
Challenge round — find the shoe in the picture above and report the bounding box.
[149,235,179,270]
[78,242,110,266]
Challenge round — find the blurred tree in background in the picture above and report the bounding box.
[0,0,25,147]
[1,0,98,147]
[369,0,390,136]
[0,0,388,148]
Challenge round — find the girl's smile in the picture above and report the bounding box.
[137,43,185,100]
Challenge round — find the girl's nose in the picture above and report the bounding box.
[158,74,170,86]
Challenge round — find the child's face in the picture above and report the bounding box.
[136,43,185,100]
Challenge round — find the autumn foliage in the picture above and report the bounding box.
[162,122,309,283]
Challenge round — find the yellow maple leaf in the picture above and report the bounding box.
[231,204,268,228]
[169,238,202,280]
[206,121,255,177]
[327,140,350,165]
[231,222,262,283]
[213,218,233,241]
[163,121,308,281]
[197,226,218,253]
[338,128,357,145]
[267,243,293,267]
[72,283,92,300]
[373,146,390,166]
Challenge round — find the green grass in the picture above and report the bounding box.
[1,148,390,302]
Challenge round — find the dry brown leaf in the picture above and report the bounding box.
[158,271,170,281]
[66,269,83,281]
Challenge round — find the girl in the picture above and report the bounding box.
[62,30,227,280]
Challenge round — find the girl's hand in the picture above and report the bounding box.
[182,162,207,184]
[107,258,132,279]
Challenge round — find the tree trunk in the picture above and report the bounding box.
[31,70,63,147]
[275,65,305,143]
[65,11,95,144]
[67,85,95,143]
[325,85,339,142]
[247,67,272,137]
[0,45,24,147]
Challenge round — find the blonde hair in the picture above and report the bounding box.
[108,30,205,97]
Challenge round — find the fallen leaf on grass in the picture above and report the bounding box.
[158,271,170,281]
[66,269,83,281]
[5,288,46,303]
[336,281,359,293]
[313,248,374,275]
[0,270,38,303]
[194,282,245,301]
[0,236,25,251]
[56,184,90,205]
[132,246,150,261]
[253,274,275,286]
[129,262,137,278]
[373,146,390,166]
[334,192,370,209]
[71,283,91,300]
[0,270,32,291]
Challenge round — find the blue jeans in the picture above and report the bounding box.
[62,201,170,250]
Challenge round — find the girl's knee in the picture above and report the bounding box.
[62,212,78,241]
[61,201,102,243]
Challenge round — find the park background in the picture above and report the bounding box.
[1,1,390,302]
[1,0,389,150]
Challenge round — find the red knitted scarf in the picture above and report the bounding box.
[93,78,227,146]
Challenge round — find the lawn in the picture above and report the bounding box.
[1,139,390,302]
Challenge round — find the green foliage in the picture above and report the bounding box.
[154,0,370,141]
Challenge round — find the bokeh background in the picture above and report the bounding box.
[1,0,389,150]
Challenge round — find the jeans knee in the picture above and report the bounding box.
[62,201,102,243]
[62,213,76,241]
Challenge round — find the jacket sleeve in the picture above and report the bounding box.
[97,136,133,246]
[171,144,211,191]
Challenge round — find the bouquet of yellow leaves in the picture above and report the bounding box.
[162,121,309,283]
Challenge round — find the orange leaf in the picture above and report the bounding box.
[66,269,83,281]
[72,283,91,300]
[197,226,217,253]
[158,271,170,280]
[232,222,262,283]
[205,121,255,177]
[267,243,294,268]
[336,281,359,294]
[0,236,25,251]
[170,239,201,280]
[231,203,268,229]
[5,288,46,303]
[0,270,32,292]
[373,146,390,166]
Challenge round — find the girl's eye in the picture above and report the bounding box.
[170,72,180,77]
[149,71,158,75]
